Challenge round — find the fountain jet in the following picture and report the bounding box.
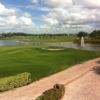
[81,36,85,47]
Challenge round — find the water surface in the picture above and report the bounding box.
[0,40,99,51]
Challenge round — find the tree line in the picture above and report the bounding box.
[77,30,100,39]
[0,32,75,37]
[0,30,100,39]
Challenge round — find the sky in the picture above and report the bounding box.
[0,0,100,34]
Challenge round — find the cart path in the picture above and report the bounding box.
[0,58,100,100]
[62,60,100,100]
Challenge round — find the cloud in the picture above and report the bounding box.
[30,0,100,33]
[44,0,73,8]
[40,0,100,33]
[0,3,15,16]
[73,0,100,8]
[31,0,38,4]
[1,0,100,34]
[0,3,35,33]
[39,7,51,11]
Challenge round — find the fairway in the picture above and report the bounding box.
[0,46,99,81]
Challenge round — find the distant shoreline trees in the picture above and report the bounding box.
[0,30,100,39]
[77,30,100,39]
[77,32,88,38]
[89,30,100,39]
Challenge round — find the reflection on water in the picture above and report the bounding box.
[0,40,100,51]
[46,42,100,51]
[0,40,26,46]
[0,40,17,46]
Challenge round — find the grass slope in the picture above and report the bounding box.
[0,46,99,81]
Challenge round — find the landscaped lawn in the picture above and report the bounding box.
[0,46,99,81]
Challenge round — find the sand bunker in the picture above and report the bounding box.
[41,48,64,51]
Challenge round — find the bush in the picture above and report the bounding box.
[36,84,65,100]
[0,72,32,92]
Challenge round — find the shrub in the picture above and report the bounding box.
[0,72,32,92]
[36,84,65,100]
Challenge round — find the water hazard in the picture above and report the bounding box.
[0,40,99,51]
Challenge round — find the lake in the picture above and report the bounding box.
[0,40,100,51]
[0,40,28,46]
[46,42,100,51]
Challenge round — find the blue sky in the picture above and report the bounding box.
[0,0,100,34]
[0,0,48,24]
[0,0,31,7]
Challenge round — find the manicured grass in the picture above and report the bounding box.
[0,46,99,82]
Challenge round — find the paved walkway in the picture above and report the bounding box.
[62,61,100,100]
[0,58,100,100]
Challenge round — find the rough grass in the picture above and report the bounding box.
[0,46,99,82]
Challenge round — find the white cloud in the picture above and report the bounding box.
[44,0,73,8]
[0,0,100,34]
[0,3,15,16]
[39,7,51,11]
[31,0,38,4]
[43,0,100,8]
[20,16,33,25]
[74,0,100,8]
[0,3,35,33]
[43,17,58,25]
[40,0,100,33]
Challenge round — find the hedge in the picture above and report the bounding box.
[36,84,65,100]
[0,72,32,92]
